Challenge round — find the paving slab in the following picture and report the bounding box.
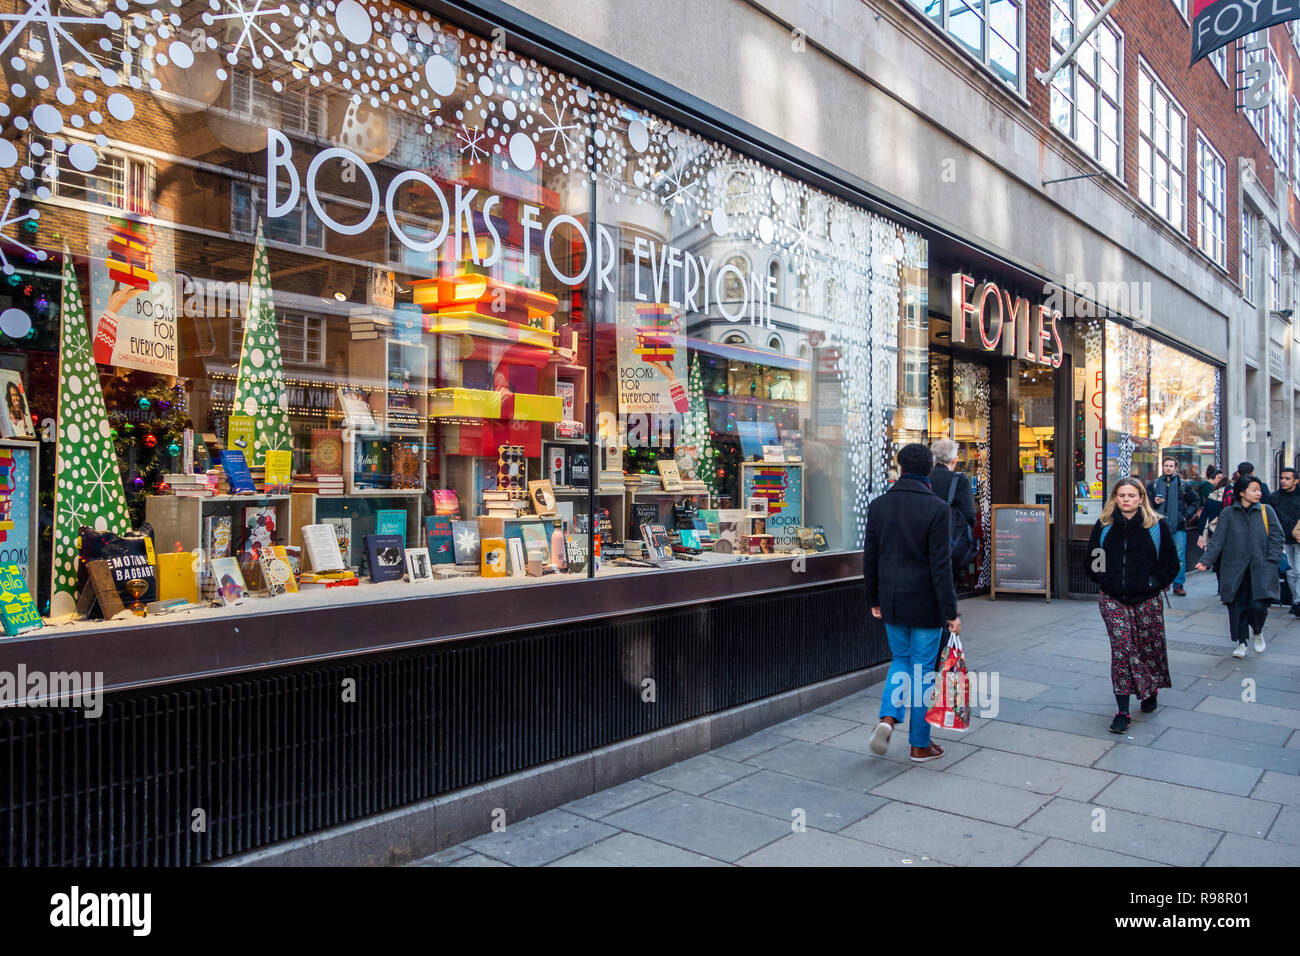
[1266,806,1300,847]
[602,792,789,863]
[1029,684,1125,708]
[944,748,1117,801]
[410,845,474,866]
[1251,770,1300,806]
[562,779,669,820]
[961,720,1114,766]
[746,739,912,791]
[1194,695,1300,730]
[869,765,1050,826]
[839,801,1044,866]
[448,853,510,867]
[463,809,618,867]
[819,723,979,766]
[768,712,863,743]
[737,828,949,867]
[1093,775,1279,837]
[1020,797,1222,866]
[708,728,791,762]
[1186,678,1300,710]
[1206,833,1300,866]
[1018,706,1169,745]
[643,753,759,795]
[1017,837,1168,867]
[706,769,888,832]
[1150,727,1300,774]
[1094,744,1262,796]
[1147,706,1295,746]
[547,832,729,867]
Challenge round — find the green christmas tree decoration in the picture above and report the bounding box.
[681,352,719,497]
[50,245,132,620]
[231,220,290,466]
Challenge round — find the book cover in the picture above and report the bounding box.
[337,387,379,433]
[310,429,344,477]
[507,537,527,576]
[204,515,232,559]
[322,517,352,566]
[364,533,406,583]
[424,516,455,564]
[89,539,157,607]
[630,502,659,540]
[656,459,684,492]
[353,439,390,489]
[209,556,248,604]
[452,520,481,565]
[528,479,558,518]
[376,508,407,540]
[543,444,566,486]
[83,560,126,619]
[519,520,548,558]
[226,415,255,453]
[405,547,432,581]
[0,370,34,439]
[390,440,422,489]
[263,450,292,494]
[497,445,526,496]
[640,523,667,562]
[0,564,42,635]
[219,450,256,494]
[480,536,507,577]
[258,551,295,597]
[301,523,345,573]
[156,551,199,604]
[272,545,300,592]
[241,506,277,561]
[567,448,590,488]
[679,529,701,550]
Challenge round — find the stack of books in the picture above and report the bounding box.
[680,478,709,495]
[248,465,265,494]
[298,569,358,588]
[624,473,662,494]
[165,473,214,498]
[482,490,530,518]
[290,473,345,495]
[350,313,393,341]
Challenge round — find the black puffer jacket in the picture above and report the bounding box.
[1086,511,1180,605]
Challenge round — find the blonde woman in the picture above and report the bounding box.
[1086,477,1180,734]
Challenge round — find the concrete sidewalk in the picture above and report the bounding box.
[413,571,1300,867]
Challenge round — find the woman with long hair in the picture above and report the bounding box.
[1195,475,1284,659]
[1086,477,1180,734]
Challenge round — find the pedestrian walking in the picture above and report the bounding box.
[1147,456,1199,596]
[1086,477,1180,735]
[863,443,961,763]
[1195,475,1284,658]
[1197,468,1228,551]
[1269,467,1300,615]
[929,438,976,579]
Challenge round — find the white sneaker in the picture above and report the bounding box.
[1233,643,1247,659]
[1254,634,1266,653]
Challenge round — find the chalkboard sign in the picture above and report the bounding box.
[991,504,1050,602]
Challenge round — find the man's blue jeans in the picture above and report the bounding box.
[879,624,944,748]
[1172,528,1186,587]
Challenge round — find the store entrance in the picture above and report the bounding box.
[929,352,992,592]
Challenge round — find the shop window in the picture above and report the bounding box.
[228,312,325,367]
[1049,0,1122,176]
[1195,134,1226,268]
[1137,60,1186,231]
[34,138,154,213]
[1294,101,1300,198]
[229,69,324,136]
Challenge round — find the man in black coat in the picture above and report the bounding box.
[1270,467,1300,614]
[1146,456,1199,596]
[863,443,960,764]
[930,437,976,575]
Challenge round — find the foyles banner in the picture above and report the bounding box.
[1191,0,1300,65]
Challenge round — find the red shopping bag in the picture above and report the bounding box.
[925,632,972,731]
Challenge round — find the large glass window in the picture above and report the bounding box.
[1049,0,1122,176]
[1196,134,1227,268]
[1270,53,1290,172]
[1243,209,1257,303]
[907,0,1023,90]
[0,0,921,631]
[1240,34,1268,141]
[1138,61,1186,231]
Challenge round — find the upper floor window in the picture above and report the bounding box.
[231,181,326,249]
[1049,0,1122,176]
[1293,101,1300,197]
[1210,47,1227,82]
[1137,62,1186,231]
[1168,0,1188,17]
[229,312,325,367]
[33,137,154,213]
[229,70,323,136]
[1196,134,1227,268]
[1242,209,1256,303]
[1270,52,1289,172]
[907,0,1023,91]
[1240,34,1268,142]
[1270,237,1281,309]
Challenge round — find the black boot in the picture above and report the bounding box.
[1140,693,1158,713]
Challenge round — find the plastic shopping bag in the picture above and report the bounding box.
[925,632,972,731]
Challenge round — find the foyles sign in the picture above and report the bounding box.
[950,273,1063,369]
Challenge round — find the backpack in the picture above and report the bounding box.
[945,474,975,571]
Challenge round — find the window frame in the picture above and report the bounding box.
[1195,133,1227,269]
[1137,58,1188,233]
[231,181,326,250]
[905,0,1027,95]
[1048,0,1124,178]
[1240,34,1268,143]
[1269,50,1289,172]
[228,310,327,367]
[1242,208,1256,304]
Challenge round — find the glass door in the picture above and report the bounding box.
[930,353,992,591]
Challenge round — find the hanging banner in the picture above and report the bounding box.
[1190,0,1298,65]
[616,302,687,414]
[88,212,179,375]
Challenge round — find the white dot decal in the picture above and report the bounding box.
[391,33,408,55]
[628,119,649,153]
[106,92,134,121]
[770,177,786,205]
[67,423,81,444]
[758,216,774,244]
[251,347,264,368]
[502,100,516,120]
[0,140,16,169]
[425,55,456,96]
[32,103,63,134]
[94,517,108,532]
[335,0,373,44]
[99,420,111,438]
[311,40,332,65]
[0,308,30,337]
[711,207,730,237]
[68,143,97,172]
[68,375,83,396]
[417,23,434,45]
[508,132,535,171]
[167,40,193,69]
[243,397,258,415]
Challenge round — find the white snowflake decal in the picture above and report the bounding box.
[202,0,293,69]
[457,124,488,165]
[535,97,580,156]
[0,0,124,92]
[0,188,44,276]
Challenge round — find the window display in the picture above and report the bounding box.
[0,0,923,633]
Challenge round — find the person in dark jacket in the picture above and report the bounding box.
[929,437,976,542]
[1269,467,1300,615]
[1196,475,1284,658]
[1086,477,1180,734]
[863,443,960,763]
[1146,456,1199,597]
